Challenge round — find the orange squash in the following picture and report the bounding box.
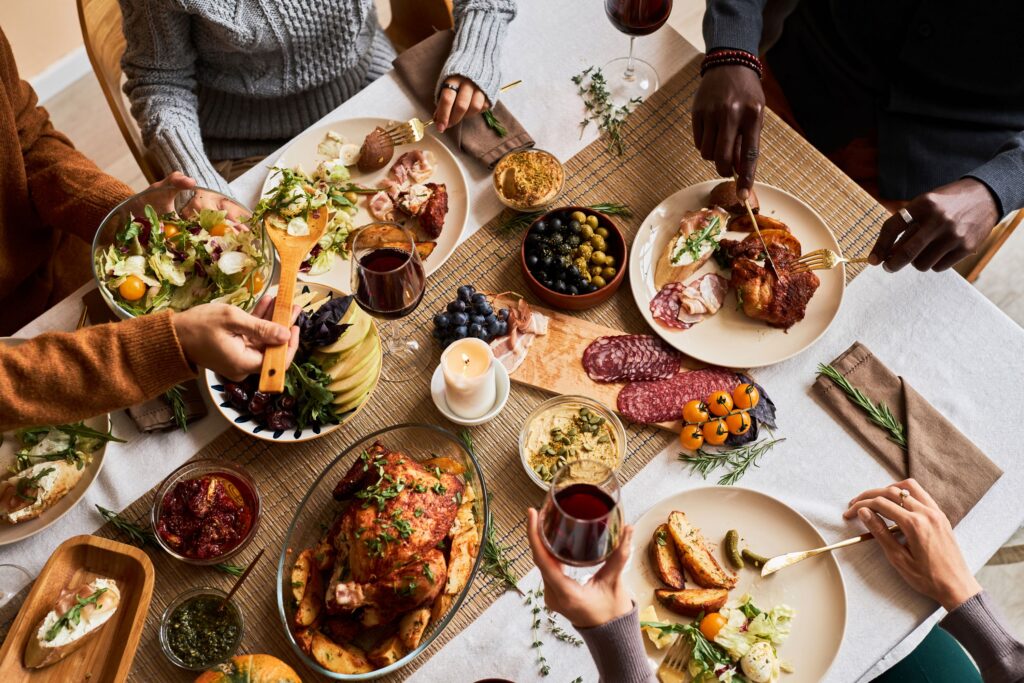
[194,654,301,683]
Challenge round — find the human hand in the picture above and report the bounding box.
[172,298,300,381]
[843,478,981,611]
[526,507,634,629]
[869,178,999,272]
[692,65,766,200]
[143,172,198,213]
[146,171,196,193]
[434,75,489,133]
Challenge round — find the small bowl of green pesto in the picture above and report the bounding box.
[159,587,243,670]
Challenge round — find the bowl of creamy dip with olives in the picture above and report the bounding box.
[519,395,626,489]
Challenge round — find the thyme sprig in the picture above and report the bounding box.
[95,505,245,577]
[497,202,632,235]
[817,363,907,449]
[572,66,642,155]
[483,110,507,137]
[165,384,189,432]
[680,437,785,485]
[526,588,551,676]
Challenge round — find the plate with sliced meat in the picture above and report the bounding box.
[629,180,845,368]
[260,117,469,289]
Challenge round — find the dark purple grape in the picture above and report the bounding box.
[496,321,508,336]
[476,302,493,316]
[470,314,486,327]
[434,312,451,328]
[453,325,468,339]
[452,311,469,327]
[497,308,509,321]
[265,410,296,431]
[447,300,466,314]
[468,322,483,337]
[248,391,272,415]
[432,326,446,340]
[457,285,475,302]
[470,293,487,307]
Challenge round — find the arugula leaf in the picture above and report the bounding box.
[285,361,340,429]
[115,219,141,245]
[44,588,108,642]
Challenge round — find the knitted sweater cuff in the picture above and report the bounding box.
[578,604,657,683]
[437,8,511,106]
[940,590,1024,681]
[152,125,233,197]
[125,311,196,398]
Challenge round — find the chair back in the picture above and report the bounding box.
[385,0,454,53]
[77,0,164,183]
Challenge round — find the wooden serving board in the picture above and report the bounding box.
[0,535,154,683]
[509,306,705,433]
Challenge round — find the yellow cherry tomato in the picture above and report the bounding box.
[681,399,710,424]
[725,411,751,435]
[118,275,146,301]
[707,391,734,417]
[702,418,729,446]
[732,383,760,410]
[246,269,266,295]
[700,612,728,641]
[209,222,230,237]
[162,223,180,239]
[679,425,704,451]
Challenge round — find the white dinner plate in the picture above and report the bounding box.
[0,338,110,546]
[260,116,470,290]
[622,486,847,682]
[629,180,845,368]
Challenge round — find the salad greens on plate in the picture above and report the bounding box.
[95,204,267,315]
[10,422,123,474]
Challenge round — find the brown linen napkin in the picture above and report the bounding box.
[812,342,1002,526]
[83,289,207,432]
[392,29,534,167]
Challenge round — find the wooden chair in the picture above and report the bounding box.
[384,0,454,53]
[955,210,1023,282]
[77,0,164,184]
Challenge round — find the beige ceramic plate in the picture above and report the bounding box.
[623,486,846,682]
[629,181,845,368]
[261,116,469,289]
[0,339,110,546]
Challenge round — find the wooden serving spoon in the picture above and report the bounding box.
[258,207,328,392]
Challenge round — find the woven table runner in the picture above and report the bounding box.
[6,55,888,681]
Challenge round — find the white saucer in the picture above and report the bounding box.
[430,361,511,426]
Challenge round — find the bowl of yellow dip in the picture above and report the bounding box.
[493,149,565,211]
[519,395,626,490]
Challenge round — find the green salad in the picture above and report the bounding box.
[9,422,123,474]
[95,205,267,315]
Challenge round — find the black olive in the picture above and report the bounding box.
[568,285,579,295]
[534,220,547,234]
[526,254,538,267]
[554,280,567,292]
[569,220,581,232]
[542,255,554,269]
[549,217,562,230]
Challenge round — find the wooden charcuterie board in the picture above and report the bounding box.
[509,306,705,433]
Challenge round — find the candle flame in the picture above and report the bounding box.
[460,352,470,376]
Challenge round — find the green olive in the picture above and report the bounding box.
[586,215,599,228]
[592,275,607,288]
[603,255,616,268]
[595,227,609,238]
[581,225,594,239]
[590,265,604,277]
[602,266,617,278]
[571,211,587,224]
[591,251,607,265]
[343,191,358,204]
[591,235,607,252]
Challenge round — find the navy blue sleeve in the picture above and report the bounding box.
[702,0,768,55]
[964,130,1024,216]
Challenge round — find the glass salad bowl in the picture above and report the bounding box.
[92,185,275,319]
[277,423,488,680]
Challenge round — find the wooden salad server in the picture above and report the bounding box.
[258,207,328,392]
[760,523,899,577]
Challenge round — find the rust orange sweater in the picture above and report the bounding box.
[0,27,134,334]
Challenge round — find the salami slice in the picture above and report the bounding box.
[650,282,690,330]
[617,368,742,424]
[583,335,682,383]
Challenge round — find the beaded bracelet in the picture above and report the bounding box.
[700,48,764,79]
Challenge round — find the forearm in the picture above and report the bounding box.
[439,0,517,105]
[703,0,769,55]
[964,131,1024,217]
[578,604,656,683]
[940,591,1024,683]
[0,312,194,430]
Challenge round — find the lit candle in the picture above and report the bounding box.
[441,338,497,419]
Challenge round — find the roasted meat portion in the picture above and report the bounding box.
[419,182,447,238]
[729,244,820,329]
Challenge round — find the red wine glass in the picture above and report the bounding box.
[603,0,673,105]
[541,459,623,568]
[350,222,428,382]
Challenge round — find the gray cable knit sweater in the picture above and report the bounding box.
[119,0,516,194]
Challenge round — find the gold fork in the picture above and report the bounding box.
[790,247,871,274]
[760,523,899,577]
[656,635,694,683]
[383,79,524,146]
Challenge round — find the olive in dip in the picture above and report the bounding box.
[161,591,242,669]
[525,403,621,482]
[156,473,255,560]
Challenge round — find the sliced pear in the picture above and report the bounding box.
[333,359,379,410]
[320,306,371,355]
[328,343,381,394]
[318,326,376,377]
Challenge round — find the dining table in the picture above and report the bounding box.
[4,1,1024,681]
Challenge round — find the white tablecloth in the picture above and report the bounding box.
[5,1,1023,681]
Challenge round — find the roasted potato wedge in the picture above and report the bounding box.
[368,633,406,668]
[420,456,466,475]
[727,213,789,233]
[655,588,729,617]
[445,499,479,595]
[399,607,431,650]
[708,179,758,215]
[649,524,685,589]
[291,549,314,602]
[310,631,373,674]
[429,593,454,628]
[294,562,325,628]
[293,627,316,655]
[667,511,737,589]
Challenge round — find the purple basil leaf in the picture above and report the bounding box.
[739,374,777,429]
[299,295,353,350]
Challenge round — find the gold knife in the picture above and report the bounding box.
[743,197,779,276]
[760,524,900,577]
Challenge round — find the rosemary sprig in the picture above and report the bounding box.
[497,202,632,235]
[816,363,907,449]
[481,504,522,595]
[526,588,551,676]
[483,110,507,137]
[679,437,785,485]
[572,66,642,155]
[95,505,246,576]
[164,384,189,432]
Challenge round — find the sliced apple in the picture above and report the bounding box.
[319,328,377,379]
[327,338,381,394]
[319,305,372,355]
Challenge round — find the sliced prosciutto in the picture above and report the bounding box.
[651,273,729,330]
[367,190,395,221]
[617,368,742,424]
[583,335,682,383]
[490,296,549,373]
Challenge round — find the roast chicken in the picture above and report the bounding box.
[325,443,464,621]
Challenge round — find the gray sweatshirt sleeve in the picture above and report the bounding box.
[578,605,657,683]
[118,0,232,195]
[703,0,768,55]
[436,0,517,106]
[964,130,1024,216]
[940,591,1024,683]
